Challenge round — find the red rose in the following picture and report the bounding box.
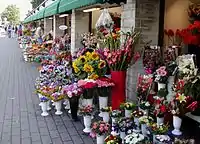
[160,105,167,113]
[84,82,97,89]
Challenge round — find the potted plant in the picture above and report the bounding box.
[155,66,168,90]
[139,116,153,137]
[104,135,122,144]
[101,106,112,122]
[120,102,136,118]
[139,101,151,115]
[40,96,49,117]
[131,110,144,130]
[110,110,122,126]
[90,121,110,144]
[124,132,145,144]
[79,105,94,133]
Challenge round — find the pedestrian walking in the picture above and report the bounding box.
[35,24,44,44]
[7,25,11,38]
[18,24,22,37]
[15,26,18,35]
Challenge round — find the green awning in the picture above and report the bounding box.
[44,0,61,17]
[36,8,46,20]
[58,0,103,14]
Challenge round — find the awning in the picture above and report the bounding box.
[58,0,103,14]
[36,8,46,20]
[44,0,61,17]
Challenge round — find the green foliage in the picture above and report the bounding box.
[1,5,20,24]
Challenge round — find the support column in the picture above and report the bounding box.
[44,18,47,35]
[53,15,56,39]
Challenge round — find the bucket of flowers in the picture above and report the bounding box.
[139,101,151,116]
[79,105,94,133]
[104,135,122,144]
[101,106,112,122]
[155,66,168,90]
[117,117,132,141]
[131,110,144,131]
[124,132,145,144]
[120,102,136,118]
[110,110,122,126]
[40,96,49,117]
[90,121,110,144]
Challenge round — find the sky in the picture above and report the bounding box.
[0,0,32,21]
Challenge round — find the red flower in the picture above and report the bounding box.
[160,105,167,113]
[168,29,174,36]
[84,82,97,89]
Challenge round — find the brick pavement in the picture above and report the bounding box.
[0,38,94,144]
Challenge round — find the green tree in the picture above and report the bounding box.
[31,0,44,9]
[1,5,20,24]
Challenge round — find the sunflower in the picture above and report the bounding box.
[98,60,106,69]
[91,52,99,60]
[83,64,94,73]
[88,73,99,80]
[72,62,80,73]
[78,56,87,64]
[85,52,92,60]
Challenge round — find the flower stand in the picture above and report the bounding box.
[158,83,166,91]
[69,97,79,121]
[157,117,164,126]
[83,116,92,133]
[125,109,132,118]
[54,101,63,115]
[102,112,110,123]
[172,116,182,136]
[99,96,108,117]
[40,102,49,116]
[96,135,105,144]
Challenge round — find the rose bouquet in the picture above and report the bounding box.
[120,102,136,111]
[124,133,145,144]
[155,66,168,83]
[104,135,122,144]
[90,121,110,138]
[139,116,153,125]
[79,105,94,116]
[154,97,168,118]
[147,123,169,135]
[62,83,83,98]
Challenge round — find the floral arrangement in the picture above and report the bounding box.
[167,61,178,76]
[51,90,65,102]
[139,116,153,124]
[110,110,122,118]
[164,29,183,46]
[62,83,83,98]
[81,33,98,49]
[124,133,145,144]
[131,110,143,118]
[117,117,132,132]
[154,97,168,117]
[155,66,168,83]
[188,4,200,21]
[79,105,94,116]
[120,102,136,110]
[101,106,112,113]
[104,135,122,144]
[40,96,49,102]
[147,123,169,135]
[139,101,151,110]
[72,51,107,79]
[137,74,153,102]
[90,121,110,137]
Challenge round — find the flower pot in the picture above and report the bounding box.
[172,116,182,136]
[64,99,70,110]
[54,101,63,115]
[134,117,140,130]
[125,109,132,118]
[158,83,166,91]
[120,131,126,141]
[102,112,110,123]
[41,102,49,117]
[157,117,164,126]
[69,96,79,121]
[47,100,51,111]
[96,135,105,144]
[99,96,108,117]
[83,115,92,133]
[83,98,93,106]
[111,71,126,110]
[141,124,147,137]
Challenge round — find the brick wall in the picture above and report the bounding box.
[121,0,160,101]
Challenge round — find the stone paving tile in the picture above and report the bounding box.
[0,38,94,144]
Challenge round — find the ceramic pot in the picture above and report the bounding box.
[158,83,166,91]
[41,102,49,116]
[172,116,182,136]
[96,135,105,144]
[83,115,92,133]
[99,96,108,117]
[157,117,164,126]
[102,112,110,123]
[54,101,63,115]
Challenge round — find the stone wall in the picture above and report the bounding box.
[121,0,160,101]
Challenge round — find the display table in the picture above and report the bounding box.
[186,112,200,124]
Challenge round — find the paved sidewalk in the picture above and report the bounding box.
[0,38,94,144]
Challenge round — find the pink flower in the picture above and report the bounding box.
[160,71,167,76]
[159,66,166,71]
[99,126,104,132]
[90,132,96,138]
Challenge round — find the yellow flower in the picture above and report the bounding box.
[98,60,106,69]
[78,56,87,64]
[72,62,80,73]
[91,52,99,60]
[88,73,99,80]
[176,93,186,103]
[83,64,94,73]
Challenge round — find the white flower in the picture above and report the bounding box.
[145,102,150,107]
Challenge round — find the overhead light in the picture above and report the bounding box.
[59,14,68,18]
[83,8,100,12]
[49,17,53,20]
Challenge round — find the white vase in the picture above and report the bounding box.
[120,131,126,141]
[96,135,105,144]
[158,83,166,91]
[41,102,49,116]
[134,117,140,130]
[47,100,51,111]
[54,101,63,115]
[24,55,28,61]
[141,124,147,137]
[102,112,110,123]
[99,96,108,117]
[64,99,70,109]
[125,109,132,118]
[83,115,92,133]
[172,116,182,135]
[83,98,93,106]
[157,117,164,126]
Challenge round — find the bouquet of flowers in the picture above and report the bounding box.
[81,33,98,49]
[72,51,107,79]
[104,135,122,144]
[62,83,83,98]
[139,101,151,110]
[147,123,169,135]
[137,74,153,102]
[79,105,94,116]
[50,87,65,102]
[164,29,183,46]
[155,66,168,83]
[101,106,112,113]
[117,117,132,132]
[131,110,144,118]
[124,133,145,144]
[154,97,168,118]
[188,4,200,21]
[139,115,153,125]
[40,96,49,102]
[90,121,110,137]
[111,110,122,118]
[120,102,136,110]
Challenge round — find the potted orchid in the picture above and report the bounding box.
[120,102,136,118]
[139,116,153,137]
[155,66,168,90]
[90,121,110,144]
[62,83,83,121]
[79,105,94,133]
[101,106,112,122]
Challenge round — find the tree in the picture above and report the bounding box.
[1,5,20,24]
[31,0,45,9]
